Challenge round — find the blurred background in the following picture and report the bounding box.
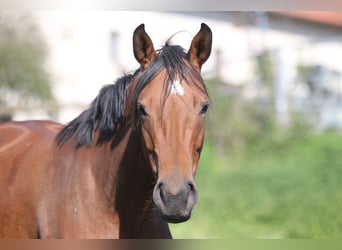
[1,11,342,238]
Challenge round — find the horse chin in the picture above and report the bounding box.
[160,212,191,224]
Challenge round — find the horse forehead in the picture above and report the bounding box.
[170,80,184,96]
[141,74,197,98]
[138,69,206,107]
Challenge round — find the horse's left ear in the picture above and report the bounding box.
[133,24,157,69]
[188,23,212,70]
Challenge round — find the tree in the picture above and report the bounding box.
[0,12,54,120]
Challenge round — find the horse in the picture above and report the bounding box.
[0,23,212,238]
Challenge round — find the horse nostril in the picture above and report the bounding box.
[186,180,198,206]
[187,181,196,192]
[157,181,165,203]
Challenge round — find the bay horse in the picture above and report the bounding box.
[0,23,212,238]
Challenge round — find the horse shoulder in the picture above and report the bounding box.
[0,120,62,238]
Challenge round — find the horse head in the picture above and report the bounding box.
[131,23,212,223]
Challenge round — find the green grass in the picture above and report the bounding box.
[169,131,342,238]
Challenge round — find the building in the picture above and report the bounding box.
[11,11,342,129]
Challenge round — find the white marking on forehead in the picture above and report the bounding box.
[170,80,185,96]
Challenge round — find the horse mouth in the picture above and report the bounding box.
[160,213,191,223]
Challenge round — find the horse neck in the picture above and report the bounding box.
[83,122,154,210]
[93,126,165,238]
[114,125,157,235]
[83,125,137,205]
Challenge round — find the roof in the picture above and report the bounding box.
[275,11,342,27]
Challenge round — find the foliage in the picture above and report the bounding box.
[204,48,313,156]
[255,50,274,90]
[170,131,342,238]
[205,78,280,157]
[0,12,54,117]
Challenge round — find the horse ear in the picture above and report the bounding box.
[188,23,212,70]
[133,24,157,69]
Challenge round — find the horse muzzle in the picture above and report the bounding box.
[152,179,198,223]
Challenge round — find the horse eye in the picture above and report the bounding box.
[200,103,209,115]
[137,103,148,117]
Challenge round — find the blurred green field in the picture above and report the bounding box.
[170,131,342,238]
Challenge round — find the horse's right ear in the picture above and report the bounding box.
[133,24,157,69]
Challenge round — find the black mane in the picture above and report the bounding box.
[55,73,136,148]
[56,45,207,148]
